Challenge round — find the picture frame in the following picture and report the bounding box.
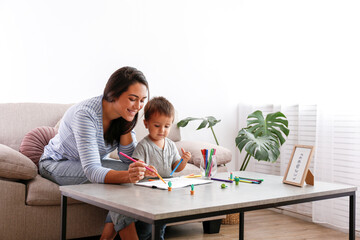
[283,145,315,187]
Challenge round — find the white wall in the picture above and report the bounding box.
[1,0,359,171]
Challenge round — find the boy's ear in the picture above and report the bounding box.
[143,119,148,129]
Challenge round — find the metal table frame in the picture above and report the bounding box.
[60,175,356,240]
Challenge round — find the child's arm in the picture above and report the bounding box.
[172,148,191,172]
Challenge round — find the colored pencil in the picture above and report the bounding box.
[119,152,166,184]
[170,158,183,176]
[209,149,216,176]
[205,149,208,171]
[211,177,233,183]
[201,149,206,173]
[206,149,213,177]
[239,179,260,184]
[237,176,263,182]
[184,174,202,178]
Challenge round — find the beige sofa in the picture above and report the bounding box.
[0,102,232,240]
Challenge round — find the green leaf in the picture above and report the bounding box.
[206,116,221,128]
[247,111,289,146]
[177,116,221,145]
[236,130,280,162]
[177,116,221,130]
[177,117,202,128]
[197,119,208,130]
[236,110,290,170]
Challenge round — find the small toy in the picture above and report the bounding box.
[234,176,240,185]
[221,183,227,189]
[230,172,233,180]
[190,184,195,195]
[168,181,172,191]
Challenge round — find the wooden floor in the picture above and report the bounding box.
[164,209,359,240]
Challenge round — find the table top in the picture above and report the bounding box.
[60,171,357,222]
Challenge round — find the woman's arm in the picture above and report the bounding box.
[104,161,147,183]
[74,111,144,184]
[118,131,137,164]
[120,131,133,145]
[104,130,148,183]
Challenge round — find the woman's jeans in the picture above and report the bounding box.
[39,157,159,239]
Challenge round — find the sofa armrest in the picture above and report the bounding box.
[0,144,37,180]
[174,141,232,168]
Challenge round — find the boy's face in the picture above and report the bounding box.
[144,112,173,142]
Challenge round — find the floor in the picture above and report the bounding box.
[75,209,358,240]
[164,209,358,240]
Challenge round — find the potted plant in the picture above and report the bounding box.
[236,110,290,171]
[177,116,221,145]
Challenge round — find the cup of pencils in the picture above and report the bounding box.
[200,148,217,178]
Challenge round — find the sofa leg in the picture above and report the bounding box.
[202,219,222,234]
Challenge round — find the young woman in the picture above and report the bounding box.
[39,66,156,240]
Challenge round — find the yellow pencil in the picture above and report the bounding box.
[185,174,202,178]
[155,172,166,184]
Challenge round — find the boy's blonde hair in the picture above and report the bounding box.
[144,96,175,122]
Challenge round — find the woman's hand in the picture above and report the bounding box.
[128,161,147,183]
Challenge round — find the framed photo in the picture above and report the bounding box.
[283,145,315,187]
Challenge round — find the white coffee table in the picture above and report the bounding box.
[60,171,356,240]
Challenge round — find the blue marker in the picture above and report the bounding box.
[170,159,183,176]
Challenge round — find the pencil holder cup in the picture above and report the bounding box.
[200,156,217,178]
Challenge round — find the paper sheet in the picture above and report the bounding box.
[135,177,212,190]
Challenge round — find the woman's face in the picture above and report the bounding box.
[113,82,148,121]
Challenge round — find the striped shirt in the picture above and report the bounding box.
[43,95,137,183]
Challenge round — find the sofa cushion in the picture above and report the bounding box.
[26,174,81,206]
[175,141,232,167]
[0,103,72,151]
[172,163,201,177]
[54,118,62,131]
[19,126,57,167]
[0,144,37,180]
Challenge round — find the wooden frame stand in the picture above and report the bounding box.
[305,169,314,186]
[283,145,315,187]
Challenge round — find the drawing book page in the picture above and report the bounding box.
[135,177,212,190]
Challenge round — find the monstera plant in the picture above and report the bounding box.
[177,116,221,145]
[236,110,290,171]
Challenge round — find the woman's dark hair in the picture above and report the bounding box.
[103,66,149,145]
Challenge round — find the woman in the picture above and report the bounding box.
[39,66,156,240]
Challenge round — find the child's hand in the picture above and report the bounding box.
[181,148,191,163]
[145,164,158,177]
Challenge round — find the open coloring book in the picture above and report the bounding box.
[135,177,213,190]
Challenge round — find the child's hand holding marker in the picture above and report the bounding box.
[143,164,158,178]
[170,148,191,175]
